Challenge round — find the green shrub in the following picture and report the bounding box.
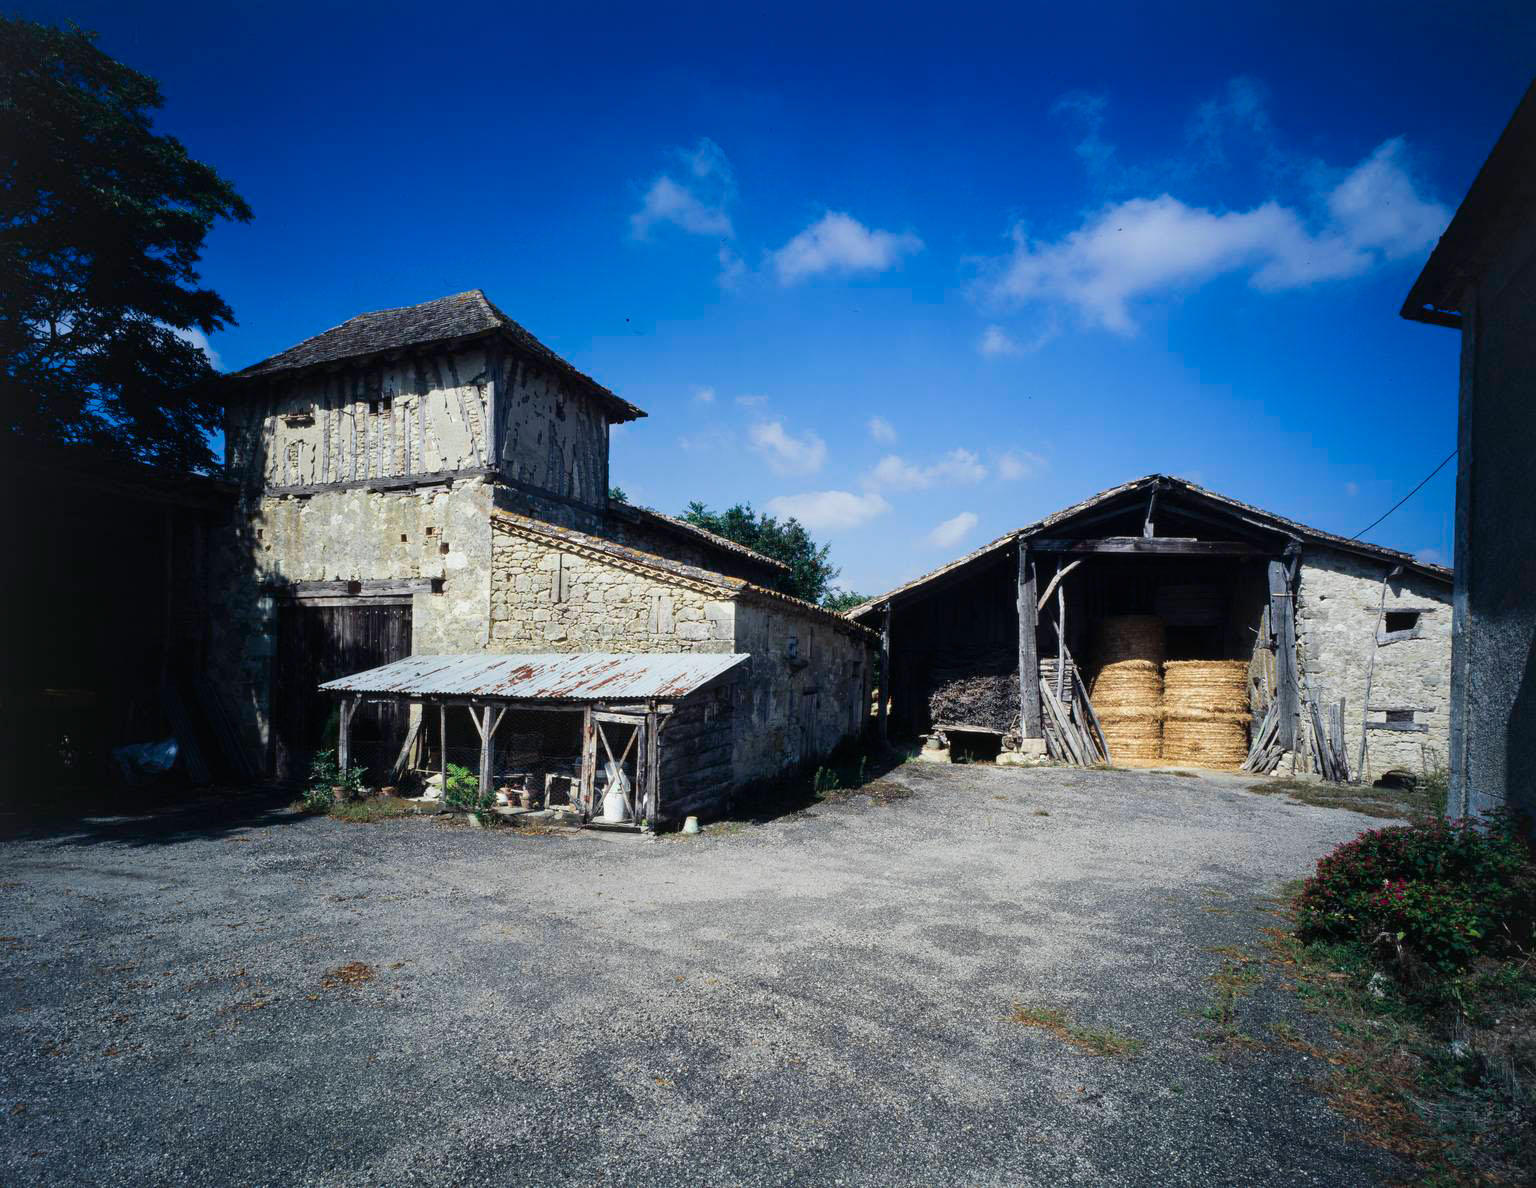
[443,763,493,812]
[304,748,365,811]
[1295,813,1526,974]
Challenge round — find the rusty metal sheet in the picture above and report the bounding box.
[318,652,749,702]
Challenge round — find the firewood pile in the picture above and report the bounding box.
[927,669,1019,732]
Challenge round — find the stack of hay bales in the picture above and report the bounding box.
[1089,616,1165,765]
[1161,660,1251,769]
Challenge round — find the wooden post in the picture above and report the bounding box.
[1268,559,1300,755]
[1055,584,1066,703]
[438,703,448,791]
[1017,543,1042,739]
[478,704,494,798]
[338,696,356,776]
[579,707,597,820]
[645,704,660,827]
[877,603,891,744]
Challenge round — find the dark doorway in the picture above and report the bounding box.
[274,601,412,782]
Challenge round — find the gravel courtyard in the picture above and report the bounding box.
[0,764,1405,1186]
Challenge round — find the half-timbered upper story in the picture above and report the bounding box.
[224,290,644,512]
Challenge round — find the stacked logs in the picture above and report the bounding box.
[1161,660,1252,768]
[1089,616,1166,766]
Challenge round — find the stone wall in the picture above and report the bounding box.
[489,518,734,653]
[1295,546,1453,779]
[213,478,496,758]
[1451,218,1536,827]
[731,599,872,786]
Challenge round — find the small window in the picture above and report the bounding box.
[1385,709,1415,725]
[1384,611,1420,634]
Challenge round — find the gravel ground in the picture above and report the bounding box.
[0,764,1405,1186]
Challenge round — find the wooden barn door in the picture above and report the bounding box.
[274,600,411,782]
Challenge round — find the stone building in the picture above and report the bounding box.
[1401,80,1536,830]
[218,290,873,810]
[848,475,1452,781]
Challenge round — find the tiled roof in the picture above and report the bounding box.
[231,290,645,422]
[846,474,1452,621]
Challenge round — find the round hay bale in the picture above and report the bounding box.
[1092,615,1166,667]
[1162,713,1251,768]
[1089,659,1162,708]
[1162,659,1250,712]
[1161,659,1251,768]
[1096,706,1163,762]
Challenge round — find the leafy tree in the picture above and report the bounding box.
[0,18,252,472]
[608,486,629,503]
[822,588,871,613]
[681,501,840,605]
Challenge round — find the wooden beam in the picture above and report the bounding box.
[338,696,357,778]
[1143,487,1158,537]
[1367,720,1429,733]
[1268,560,1299,755]
[1035,558,1083,612]
[579,707,597,820]
[877,603,891,744]
[645,706,660,827]
[1017,544,1042,740]
[478,704,494,796]
[1031,537,1271,555]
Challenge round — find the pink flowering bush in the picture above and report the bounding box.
[1295,814,1525,973]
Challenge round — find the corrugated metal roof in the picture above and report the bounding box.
[318,652,749,701]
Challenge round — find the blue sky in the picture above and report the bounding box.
[23,0,1534,596]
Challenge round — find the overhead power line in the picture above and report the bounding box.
[1350,449,1458,542]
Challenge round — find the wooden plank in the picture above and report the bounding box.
[1367,721,1429,733]
[1031,537,1270,555]
[1055,588,1066,703]
[389,711,423,783]
[1017,544,1042,740]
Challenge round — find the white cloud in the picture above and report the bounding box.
[693,386,716,404]
[978,325,1019,357]
[927,511,979,549]
[1345,480,1360,497]
[766,490,891,532]
[984,138,1448,333]
[716,245,746,288]
[770,212,923,285]
[997,450,1046,480]
[867,415,897,443]
[865,448,988,492]
[173,326,222,371]
[630,138,735,240]
[679,427,732,452]
[735,394,768,408]
[749,420,826,476]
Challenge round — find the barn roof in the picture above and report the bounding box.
[1402,79,1536,328]
[319,652,749,702]
[230,290,645,422]
[845,474,1452,622]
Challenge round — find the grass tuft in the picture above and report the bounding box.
[1008,1003,1144,1057]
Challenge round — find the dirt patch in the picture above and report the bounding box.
[320,962,376,990]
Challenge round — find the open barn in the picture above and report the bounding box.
[850,475,1452,781]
